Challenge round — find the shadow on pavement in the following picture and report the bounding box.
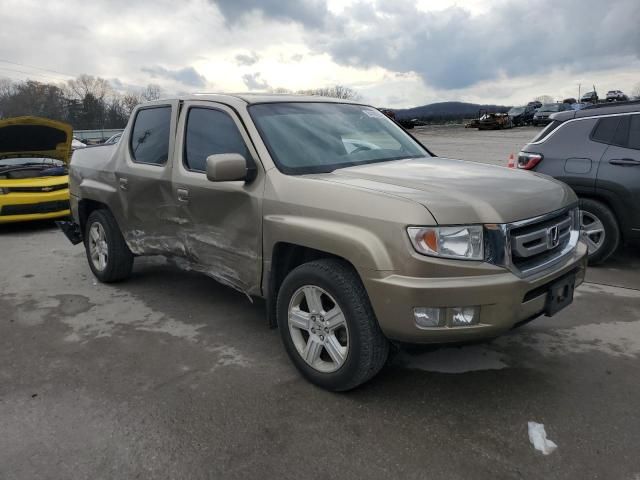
[0,220,59,235]
[586,245,640,290]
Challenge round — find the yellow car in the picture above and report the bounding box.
[0,116,73,224]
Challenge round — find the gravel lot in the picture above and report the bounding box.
[413,124,541,166]
[2,127,639,480]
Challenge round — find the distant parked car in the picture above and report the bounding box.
[103,132,122,145]
[563,98,577,105]
[571,103,588,111]
[0,116,72,224]
[508,106,536,126]
[395,119,413,129]
[477,111,512,130]
[580,91,599,103]
[72,137,86,149]
[606,90,628,102]
[527,100,543,110]
[532,103,572,126]
[518,101,640,263]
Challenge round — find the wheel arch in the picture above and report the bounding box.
[577,193,627,242]
[77,198,110,236]
[265,242,365,328]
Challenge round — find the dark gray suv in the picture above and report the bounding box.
[519,102,640,263]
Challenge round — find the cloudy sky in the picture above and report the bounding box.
[1,0,639,107]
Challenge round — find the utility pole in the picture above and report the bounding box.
[578,83,581,101]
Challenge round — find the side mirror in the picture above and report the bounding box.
[206,153,248,182]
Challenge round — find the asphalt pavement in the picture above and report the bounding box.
[413,124,541,166]
[1,127,639,479]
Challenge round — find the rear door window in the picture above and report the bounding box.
[628,115,640,150]
[611,115,630,147]
[130,106,172,165]
[184,108,250,172]
[591,117,620,144]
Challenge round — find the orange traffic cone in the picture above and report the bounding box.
[507,153,515,168]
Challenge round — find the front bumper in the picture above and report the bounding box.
[0,188,70,224]
[363,241,588,344]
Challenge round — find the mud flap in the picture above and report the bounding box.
[56,220,83,245]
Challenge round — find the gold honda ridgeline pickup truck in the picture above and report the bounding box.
[61,95,588,391]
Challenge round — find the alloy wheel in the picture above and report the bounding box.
[88,222,109,271]
[580,210,606,254]
[288,285,349,373]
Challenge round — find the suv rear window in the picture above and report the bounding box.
[531,120,561,142]
[591,117,620,144]
[130,106,171,165]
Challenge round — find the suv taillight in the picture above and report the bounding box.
[517,152,543,170]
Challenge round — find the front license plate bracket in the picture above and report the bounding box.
[545,274,575,316]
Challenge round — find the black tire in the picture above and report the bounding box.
[276,259,389,391]
[84,209,134,282]
[579,198,620,265]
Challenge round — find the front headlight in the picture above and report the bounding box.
[407,225,484,260]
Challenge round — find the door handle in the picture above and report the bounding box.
[119,177,128,190]
[176,188,190,203]
[609,158,640,166]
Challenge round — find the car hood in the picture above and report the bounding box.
[0,116,73,163]
[312,157,576,224]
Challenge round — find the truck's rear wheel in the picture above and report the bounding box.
[276,259,389,391]
[84,209,134,282]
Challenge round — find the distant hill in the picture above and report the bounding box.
[392,101,511,122]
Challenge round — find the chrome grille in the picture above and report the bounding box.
[484,205,581,279]
[8,183,68,193]
[508,208,579,277]
[511,213,572,260]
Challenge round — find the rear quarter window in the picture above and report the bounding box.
[531,120,562,142]
[590,117,620,145]
[129,106,172,165]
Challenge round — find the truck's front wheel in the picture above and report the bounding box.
[276,259,389,391]
[84,209,134,282]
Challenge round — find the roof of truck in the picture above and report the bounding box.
[187,93,363,105]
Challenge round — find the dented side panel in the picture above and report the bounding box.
[168,101,266,297]
[117,100,183,255]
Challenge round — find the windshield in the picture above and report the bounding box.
[249,102,428,174]
[539,104,561,112]
[509,107,525,115]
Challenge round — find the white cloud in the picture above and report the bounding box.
[0,0,638,108]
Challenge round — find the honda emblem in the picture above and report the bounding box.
[547,225,560,249]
